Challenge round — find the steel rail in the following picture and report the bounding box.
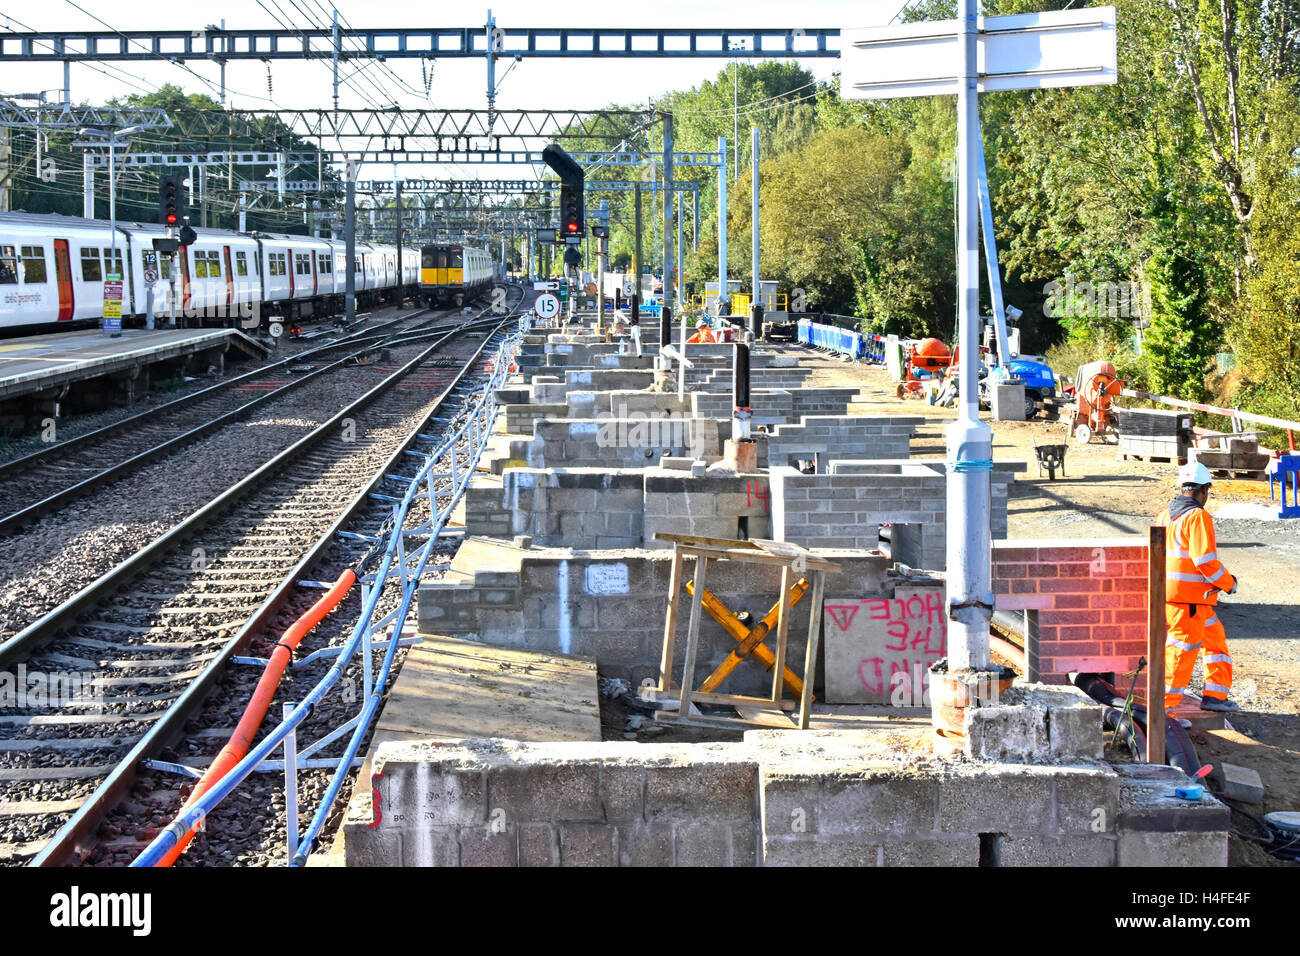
[0,308,483,535]
[20,296,522,866]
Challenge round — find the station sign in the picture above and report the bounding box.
[533,281,559,291]
[534,293,560,320]
[102,274,123,337]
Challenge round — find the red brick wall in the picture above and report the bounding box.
[992,538,1149,683]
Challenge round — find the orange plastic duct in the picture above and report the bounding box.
[154,567,358,866]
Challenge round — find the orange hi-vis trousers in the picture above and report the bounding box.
[1164,602,1232,712]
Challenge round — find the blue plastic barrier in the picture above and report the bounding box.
[1269,454,1300,519]
[796,318,884,363]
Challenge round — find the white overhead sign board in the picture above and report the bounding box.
[841,7,1117,100]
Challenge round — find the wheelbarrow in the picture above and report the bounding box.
[1032,439,1068,480]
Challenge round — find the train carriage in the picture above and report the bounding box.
[0,212,419,336]
[419,243,493,308]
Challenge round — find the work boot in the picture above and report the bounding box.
[1200,697,1239,712]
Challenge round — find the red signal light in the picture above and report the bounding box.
[566,222,578,232]
[166,213,178,224]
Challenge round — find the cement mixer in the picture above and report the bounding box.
[1067,360,1125,443]
[896,337,953,399]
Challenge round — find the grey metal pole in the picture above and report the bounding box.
[718,136,727,317]
[947,0,994,673]
[394,178,403,307]
[83,151,93,219]
[662,112,674,316]
[633,180,642,326]
[344,161,356,324]
[331,8,340,112]
[675,191,683,311]
[751,126,760,308]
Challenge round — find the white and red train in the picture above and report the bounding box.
[0,211,423,335]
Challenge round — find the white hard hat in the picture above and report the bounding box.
[1178,461,1214,487]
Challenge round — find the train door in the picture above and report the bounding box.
[52,239,74,321]
[286,247,295,299]
[222,246,234,309]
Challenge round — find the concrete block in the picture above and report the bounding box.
[999,834,1117,866]
[460,827,519,866]
[518,822,559,867]
[486,762,603,822]
[558,823,617,866]
[763,838,880,867]
[673,823,734,867]
[963,702,1049,761]
[343,827,404,867]
[1210,763,1264,804]
[1117,829,1228,867]
[616,822,676,866]
[937,764,1054,834]
[818,771,938,838]
[644,760,758,826]
[880,835,980,866]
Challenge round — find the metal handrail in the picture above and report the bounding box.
[131,310,529,867]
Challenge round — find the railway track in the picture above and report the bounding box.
[0,304,468,534]
[0,291,525,865]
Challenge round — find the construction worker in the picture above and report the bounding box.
[1157,462,1239,715]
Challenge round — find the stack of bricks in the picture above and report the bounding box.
[463,469,646,549]
[491,418,727,473]
[769,461,1020,569]
[991,538,1150,682]
[765,416,924,469]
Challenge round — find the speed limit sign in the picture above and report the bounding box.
[534,293,560,320]
[269,321,284,338]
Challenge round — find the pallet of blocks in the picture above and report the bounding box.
[1116,408,1195,463]
[1187,434,1272,478]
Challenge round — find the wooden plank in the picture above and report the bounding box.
[1147,525,1166,765]
[658,547,685,692]
[677,545,839,571]
[799,571,826,730]
[697,578,809,695]
[653,531,752,549]
[689,691,797,711]
[770,564,793,704]
[677,555,710,715]
[372,634,601,744]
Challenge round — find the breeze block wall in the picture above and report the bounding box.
[991,538,1150,683]
[764,416,925,468]
[769,461,1021,569]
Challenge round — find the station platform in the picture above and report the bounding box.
[0,326,268,411]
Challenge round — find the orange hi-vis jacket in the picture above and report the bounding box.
[1155,499,1236,606]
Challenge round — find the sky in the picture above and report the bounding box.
[0,1,904,181]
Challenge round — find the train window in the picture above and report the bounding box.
[80,248,102,282]
[0,245,16,284]
[422,250,435,269]
[295,253,311,275]
[207,251,222,278]
[354,256,362,274]
[20,246,47,283]
[194,252,208,278]
[235,251,248,277]
[451,248,463,268]
[318,253,331,273]
[106,250,124,278]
